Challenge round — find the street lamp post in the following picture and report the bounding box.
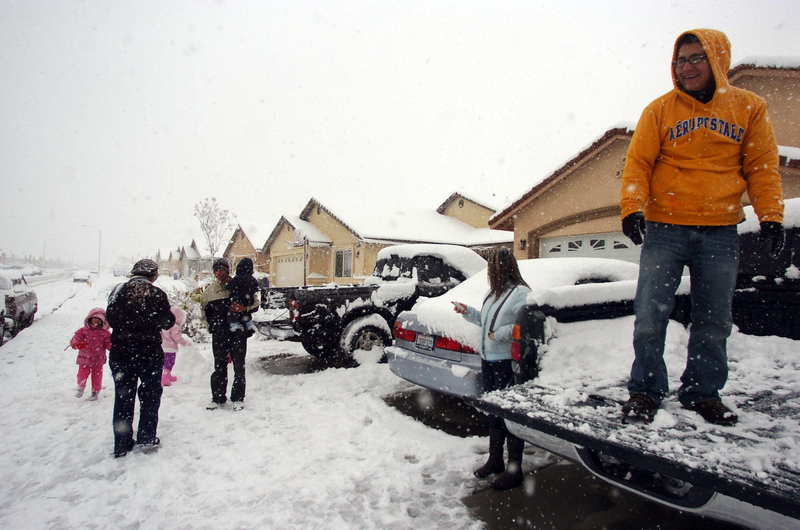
[42,239,57,268]
[83,224,102,277]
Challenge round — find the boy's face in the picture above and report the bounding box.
[675,42,713,92]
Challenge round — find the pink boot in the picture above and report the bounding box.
[169,371,177,382]
[161,369,172,386]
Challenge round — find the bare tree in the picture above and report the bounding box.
[194,198,236,258]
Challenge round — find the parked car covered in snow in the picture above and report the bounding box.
[0,271,38,337]
[73,270,91,282]
[386,257,642,398]
[264,244,487,357]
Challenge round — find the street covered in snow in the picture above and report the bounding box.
[0,276,489,529]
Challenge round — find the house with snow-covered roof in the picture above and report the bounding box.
[156,248,180,276]
[178,239,213,278]
[263,195,513,287]
[491,58,800,263]
[223,223,272,273]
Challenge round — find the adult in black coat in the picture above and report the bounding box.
[106,259,175,458]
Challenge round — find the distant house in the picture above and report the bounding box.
[491,58,800,263]
[156,248,180,276]
[263,195,513,287]
[179,239,212,278]
[223,224,271,272]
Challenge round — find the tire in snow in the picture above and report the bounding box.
[340,314,392,355]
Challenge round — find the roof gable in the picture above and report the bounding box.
[490,126,634,231]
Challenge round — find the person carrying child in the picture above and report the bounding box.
[160,306,191,386]
[225,257,259,336]
[70,307,112,400]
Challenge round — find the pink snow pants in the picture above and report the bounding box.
[77,365,103,393]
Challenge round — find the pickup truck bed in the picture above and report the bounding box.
[469,382,800,527]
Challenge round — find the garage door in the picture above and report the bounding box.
[540,231,641,263]
[273,251,305,286]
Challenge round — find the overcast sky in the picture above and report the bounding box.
[2,0,799,266]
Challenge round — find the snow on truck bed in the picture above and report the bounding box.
[478,315,800,516]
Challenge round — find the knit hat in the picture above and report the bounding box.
[131,259,159,277]
[213,258,230,272]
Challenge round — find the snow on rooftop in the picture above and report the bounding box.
[285,215,333,245]
[491,123,637,222]
[780,145,800,163]
[732,56,800,69]
[237,222,275,249]
[317,197,513,246]
[376,243,488,278]
[739,197,800,234]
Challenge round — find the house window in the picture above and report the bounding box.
[613,240,630,250]
[590,239,605,251]
[567,240,582,252]
[548,243,562,254]
[335,250,352,278]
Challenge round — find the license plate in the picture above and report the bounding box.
[415,333,434,351]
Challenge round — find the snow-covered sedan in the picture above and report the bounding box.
[386,257,641,398]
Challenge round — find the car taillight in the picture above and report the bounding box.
[435,335,477,354]
[511,324,521,361]
[393,320,416,342]
[288,300,300,322]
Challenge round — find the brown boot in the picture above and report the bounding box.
[474,428,505,478]
[492,435,524,490]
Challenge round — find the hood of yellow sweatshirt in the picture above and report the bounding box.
[671,29,732,98]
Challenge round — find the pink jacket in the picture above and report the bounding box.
[71,307,112,367]
[161,306,190,353]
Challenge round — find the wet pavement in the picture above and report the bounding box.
[258,353,744,530]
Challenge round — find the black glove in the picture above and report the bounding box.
[759,222,785,259]
[622,212,646,246]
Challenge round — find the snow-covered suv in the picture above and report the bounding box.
[0,271,38,338]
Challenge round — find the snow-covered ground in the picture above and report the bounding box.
[0,276,493,530]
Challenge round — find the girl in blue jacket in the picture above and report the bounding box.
[453,248,530,490]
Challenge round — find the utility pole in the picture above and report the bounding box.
[83,224,102,276]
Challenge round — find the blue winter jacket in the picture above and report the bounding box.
[462,284,531,362]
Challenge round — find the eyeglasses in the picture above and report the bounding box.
[673,54,707,69]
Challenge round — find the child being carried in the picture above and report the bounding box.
[226,257,259,336]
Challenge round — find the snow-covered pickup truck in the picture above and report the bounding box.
[269,244,487,357]
[467,200,800,530]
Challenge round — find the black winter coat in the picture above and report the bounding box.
[106,276,175,361]
[226,258,259,308]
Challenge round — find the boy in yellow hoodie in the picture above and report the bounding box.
[619,29,785,426]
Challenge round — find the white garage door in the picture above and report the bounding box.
[540,231,641,263]
[273,252,305,286]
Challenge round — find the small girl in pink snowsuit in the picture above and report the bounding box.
[70,307,112,400]
[160,306,190,386]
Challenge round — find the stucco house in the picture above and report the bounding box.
[491,58,800,262]
[222,223,271,273]
[263,195,513,287]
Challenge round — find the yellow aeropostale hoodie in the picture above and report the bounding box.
[620,29,784,226]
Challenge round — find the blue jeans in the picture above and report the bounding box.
[628,222,739,407]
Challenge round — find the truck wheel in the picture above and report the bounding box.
[341,318,392,355]
[301,338,343,358]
